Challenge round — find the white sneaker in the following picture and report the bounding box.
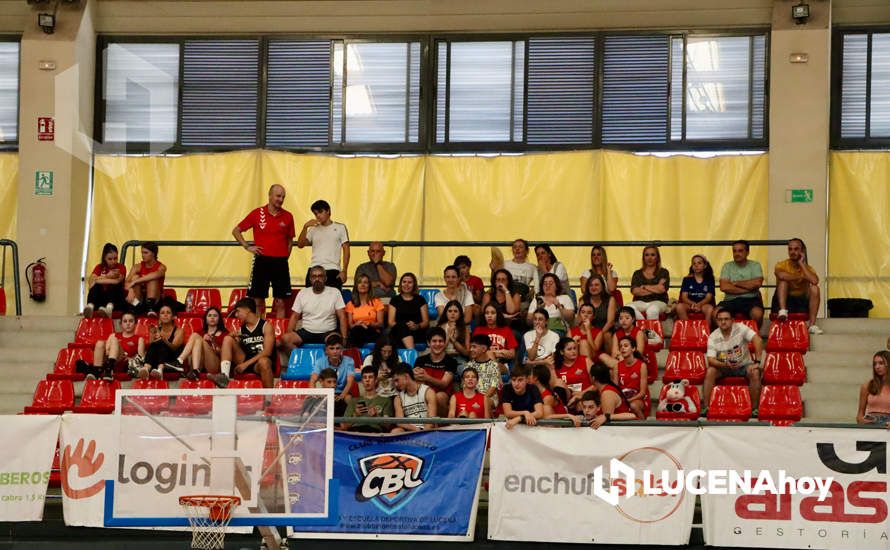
[777,309,788,321]
[808,324,824,335]
[100,303,114,318]
[83,303,94,318]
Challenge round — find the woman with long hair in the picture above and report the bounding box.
[134,304,184,380]
[857,350,890,426]
[534,244,570,293]
[387,272,429,349]
[628,245,670,320]
[362,335,399,398]
[675,254,716,325]
[579,274,616,334]
[84,242,127,318]
[599,336,649,420]
[472,303,518,363]
[580,245,620,303]
[441,300,470,362]
[527,273,574,335]
[481,268,523,329]
[553,336,593,408]
[434,265,475,323]
[346,273,385,347]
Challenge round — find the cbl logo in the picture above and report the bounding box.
[355,453,425,514]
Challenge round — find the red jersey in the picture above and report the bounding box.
[555,357,592,393]
[92,262,126,291]
[116,332,141,358]
[202,329,227,351]
[472,326,518,350]
[465,276,484,295]
[617,358,646,400]
[599,385,632,415]
[541,388,568,415]
[454,390,486,418]
[237,206,296,258]
[614,325,640,341]
[570,325,602,352]
[137,261,165,293]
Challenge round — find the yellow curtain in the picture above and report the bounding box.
[89,150,770,305]
[0,153,17,314]
[828,151,890,316]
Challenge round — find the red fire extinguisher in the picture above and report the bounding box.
[26,258,47,302]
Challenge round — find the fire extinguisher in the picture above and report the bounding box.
[26,258,47,302]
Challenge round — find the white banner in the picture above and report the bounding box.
[701,426,890,549]
[488,424,699,545]
[59,414,114,527]
[0,415,60,521]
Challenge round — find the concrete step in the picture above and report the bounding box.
[0,393,39,416]
[0,330,72,348]
[817,317,890,335]
[0,346,62,363]
[802,399,857,423]
[801,382,861,402]
[810,333,886,352]
[0,315,79,332]
[806,364,869,384]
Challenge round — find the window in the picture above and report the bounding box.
[265,40,332,148]
[102,43,179,145]
[834,30,890,146]
[0,41,18,144]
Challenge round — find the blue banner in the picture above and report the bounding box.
[290,428,486,540]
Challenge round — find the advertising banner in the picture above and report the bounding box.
[0,415,59,521]
[701,426,890,550]
[290,428,487,541]
[488,424,699,545]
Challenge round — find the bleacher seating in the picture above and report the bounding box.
[182,288,222,317]
[398,348,418,366]
[706,385,752,422]
[48,347,93,381]
[636,319,664,352]
[226,288,248,314]
[23,379,75,414]
[418,289,438,321]
[224,317,242,334]
[265,379,310,415]
[73,379,120,414]
[758,384,803,425]
[121,379,170,415]
[168,378,216,415]
[663,350,707,385]
[767,320,809,353]
[655,383,701,421]
[162,288,178,302]
[70,318,114,349]
[228,378,265,415]
[282,348,323,381]
[175,316,203,340]
[644,350,658,383]
[762,351,806,386]
[668,319,709,351]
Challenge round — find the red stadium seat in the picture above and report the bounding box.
[70,318,114,349]
[224,317,243,334]
[768,311,809,321]
[168,378,216,415]
[655,382,701,421]
[643,350,658,383]
[228,379,265,415]
[610,289,624,308]
[121,379,170,415]
[183,288,222,317]
[636,319,664,352]
[687,312,705,320]
[135,317,158,339]
[49,444,60,487]
[762,352,806,386]
[226,288,248,315]
[706,385,752,422]
[266,317,290,342]
[717,376,748,386]
[758,384,803,425]
[663,350,707,385]
[344,348,363,396]
[73,379,121,414]
[48,347,93,381]
[668,319,709,351]
[176,316,204,341]
[735,319,760,352]
[23,379,75,414]
[281,288,300,315]
[162,288,178,302]
[265,379,310,416]
[767,320,809,353]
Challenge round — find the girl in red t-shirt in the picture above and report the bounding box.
[599,335,649,419]
[472,303,517,363]
[570,302,604,359]
[611,306,646,360]
[79,311,146,379]
[530,364,577,421]
[124,242,167,316]
[84,242,127,319]
[553,337,593,407]
[169,307,228,379]
[449,367,490,419]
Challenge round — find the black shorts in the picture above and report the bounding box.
[305,268,343,290]
[771,292,809,314]
[248,256,292,299]
[718,295,763,317]
[297,328,331,345]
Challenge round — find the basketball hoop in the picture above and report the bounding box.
[179,495,241,550]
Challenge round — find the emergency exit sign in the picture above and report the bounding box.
[786,189,813,203]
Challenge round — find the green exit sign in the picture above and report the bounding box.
[786,188,813,203]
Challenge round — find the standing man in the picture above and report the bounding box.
[297,200,350,289]
[353,241,397,301]
[233,185,295,319]
[703,307,764,417]
[773,238,823,334]
[717,240,765,328]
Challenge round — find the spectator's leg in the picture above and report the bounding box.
[435,391,449,417]
[750,304,765,331]
[92,340,106,367]
[272,298,286,319]
[645,302,665,320]
[256,357,274,388]
[106,334,121,361]
[675,302,689,320]
[747,363,762,412]
[628,302,646,320]
[145,280,161,302]
[775,280,789,311]
[279,331,303,355]
[629,400,644,419]
[703,366,719,411]
[807,285,821,327]
[200,339,220,373]
[253,297,266,318]
[701,303,715,328]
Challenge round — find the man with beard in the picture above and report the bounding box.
[280,266,347,355]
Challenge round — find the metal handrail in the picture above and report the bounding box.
[332,416,881,429]
[0,239,22,315]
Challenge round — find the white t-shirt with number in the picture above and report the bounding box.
[706,324,757,367]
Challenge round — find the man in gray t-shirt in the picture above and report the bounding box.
[717,240,765,328]
[353,241,397,300]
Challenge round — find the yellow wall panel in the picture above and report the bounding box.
[0,153,17,314]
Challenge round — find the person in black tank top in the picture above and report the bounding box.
[215,298,276,388]
[140,305,184,380]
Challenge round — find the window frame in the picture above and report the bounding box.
[0,35,21,151]
[831,27,890,150]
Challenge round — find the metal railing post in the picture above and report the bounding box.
[0,239,22,316]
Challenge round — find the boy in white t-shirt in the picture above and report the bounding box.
[297,199,350,289]
[703,307,764,417]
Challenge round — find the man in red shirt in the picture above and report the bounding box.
[233,185,296,318]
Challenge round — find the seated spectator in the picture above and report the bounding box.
[464,334,504,411]
[501,239,538,303]
[124,242,167,316]
[773,237,823,334]
[612,306,646,360]
[524,308,561,367]
[362,335,398,398]
[553,336,593,408]
[534,244,570,295]
[579,391,600,425]
[579,274,616,336]
[78,311,144,380]
[353,241,397,301]
[342,366,394,433]
[571,302,605,359]
[718,240,765,328]
[598,336,649,419]
[530,365,580,425]
[135,304,183,380]
[454,255,484,305]
[215,298,275,388]
[388,273,429,349]
[280,265,347,356]
[440,300,470,363]
[857,351,890,426]
[628,245,670,320]
[84,242,127,319]
[318,368,349,417]
[481,269,524,331]
[413,327,458,416]
[503,364,544,429]
[472,304,517,364]
[527,273,574,335]
[580,245,620,300]
[168,306,227,379]
[703,307,764,417]
[392,363,438,432]
[435,265,475,323]
[345,273,385,347]
[587,363,639,428]
[676,254,716,325]
[449,367,491,419]
[309,333,355,401]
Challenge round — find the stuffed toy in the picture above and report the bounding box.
[657,379,698,414]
